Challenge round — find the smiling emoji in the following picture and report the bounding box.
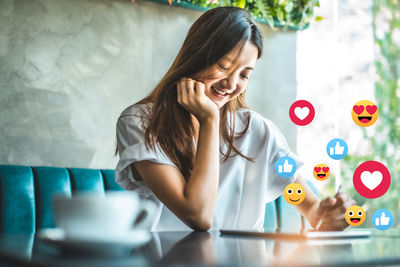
[351,100,378,127]
[313,164,330,181]
[283,183,305,206]
[345,206,366,226]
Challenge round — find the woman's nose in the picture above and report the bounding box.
[222,75,238,92]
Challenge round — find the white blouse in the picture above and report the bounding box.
[115,103,303,231]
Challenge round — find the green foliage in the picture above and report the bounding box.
[173,0,320,30]
[341,0,400,227]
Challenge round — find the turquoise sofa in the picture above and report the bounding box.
[0,165,123,234]
[0,165,317,234]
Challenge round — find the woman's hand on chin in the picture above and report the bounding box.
[177,78,219,124]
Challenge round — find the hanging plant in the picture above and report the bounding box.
[146,0,320,30]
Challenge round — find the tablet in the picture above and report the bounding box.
[220,229,371,240]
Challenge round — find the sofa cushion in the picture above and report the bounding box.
[0,165,123,234]
[0,166,36,234]
[32,167,72,230]
[68,168,105,193]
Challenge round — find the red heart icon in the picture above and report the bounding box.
[314,167,321,173]
[353,105,364,115]
[322,167,330,173]
[366,105,377,115]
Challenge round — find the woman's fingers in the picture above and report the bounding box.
[182,78,197,104]
[322,206,346,222]
[178,78,204,105]
[318,192,353,216]
[178,78,194,105]
[335,193,354,207]
[319,210,346,230]
[318,192,356,230]
[176,77,219,122]
[195,81,205,96]
[186,79,195,93]
[316,197,336,215]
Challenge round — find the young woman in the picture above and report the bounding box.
[115,7,354,231]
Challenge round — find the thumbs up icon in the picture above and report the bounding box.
[380,212,390,225]
[327,138,348,160]
[334,142,345,155]
[373,209,393,230]
[275,156,297,178]
[283,160,293,173]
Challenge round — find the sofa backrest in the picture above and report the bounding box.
[0,165,319,234]
[0,165,123,234]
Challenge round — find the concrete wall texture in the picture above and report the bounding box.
[0,0,298,169]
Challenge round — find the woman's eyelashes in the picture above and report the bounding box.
[217,64,229,71]
[217,64,250,80]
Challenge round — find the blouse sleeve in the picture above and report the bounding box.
[115,109,177,191]
[262,117,304,203]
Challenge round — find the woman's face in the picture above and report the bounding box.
[193,40,259,109]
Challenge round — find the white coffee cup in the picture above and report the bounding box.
[52,191,157,239]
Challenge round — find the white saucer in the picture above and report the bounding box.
[38,228,152,255]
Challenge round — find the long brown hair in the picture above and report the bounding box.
[126,7,263,180]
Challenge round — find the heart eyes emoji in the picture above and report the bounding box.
[313,164,330,181]
[351,100,379,127]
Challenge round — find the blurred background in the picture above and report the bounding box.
[296,0,400,230]
[0,0,399,228]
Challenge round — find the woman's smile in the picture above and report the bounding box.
[210,86,231,101]
[211,86,229,97]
